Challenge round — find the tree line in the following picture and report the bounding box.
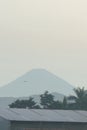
[9,87,87,110]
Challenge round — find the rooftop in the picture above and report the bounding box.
[0,108,87,123]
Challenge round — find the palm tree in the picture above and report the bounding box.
[74,87,87,110]
[67,87,87,110]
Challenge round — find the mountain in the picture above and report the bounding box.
[0,69,75,97]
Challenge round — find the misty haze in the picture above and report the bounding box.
[0,0,87,130]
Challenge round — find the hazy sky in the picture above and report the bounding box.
[0,0,87,88]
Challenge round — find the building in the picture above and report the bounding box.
[0,108,87,130]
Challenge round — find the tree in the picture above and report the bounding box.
[9,97,40,109]
[75,87,87,110]
[62,96,67,109]
[40,91,54,109]
[48,100,63,109]
[40,91,63,109]
[9,88,87,110]
[67,87,87,110]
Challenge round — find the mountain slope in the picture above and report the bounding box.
[0,69,74,97]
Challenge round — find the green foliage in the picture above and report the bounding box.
[9,97,40,109]
[9,87,87,110]
[40,91,54,109]
[48,100,63,109]
[40,91,63,109]
[67,87,87,110]
[75,87,87,110]
[62,96,67,109]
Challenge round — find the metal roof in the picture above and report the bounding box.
[0,108,87,123]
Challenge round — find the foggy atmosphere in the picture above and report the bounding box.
[0,0,87,130]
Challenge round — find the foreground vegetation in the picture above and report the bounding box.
[9,87,87,110]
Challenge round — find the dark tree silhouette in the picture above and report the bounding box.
[40,91,63,109]
[40,91,54,109]
[9,97,40,109]
[67,87,87,110]
[9,87,87,110]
